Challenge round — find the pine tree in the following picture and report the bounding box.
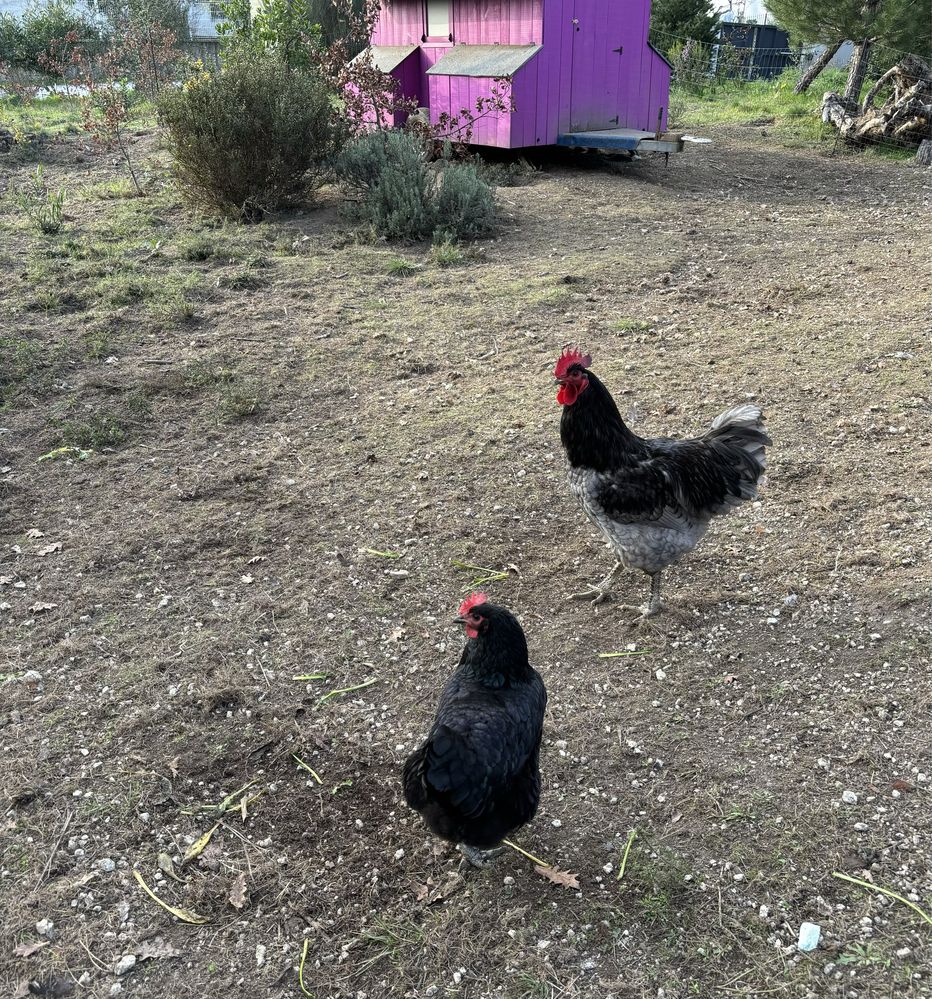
[649,0,719,50]
[767,0,932,97]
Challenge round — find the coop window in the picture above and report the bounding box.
[425,0,451,39]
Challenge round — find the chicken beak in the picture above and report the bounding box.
[452,616,467,625]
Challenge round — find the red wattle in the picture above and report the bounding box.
[557,384,577,406]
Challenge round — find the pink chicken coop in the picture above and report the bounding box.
[356,0,683,154]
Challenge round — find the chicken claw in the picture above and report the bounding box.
[568,561,621,605]
[457,844,505,869]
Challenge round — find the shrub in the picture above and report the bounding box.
[337,129,496,242]
[19,0,99,72]
[433,162,496,241]
[0,13,24,65]
[158,49,342,220]
[338,129,435,240]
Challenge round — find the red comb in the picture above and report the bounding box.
[554,346,592,380]
[457,592,488,616]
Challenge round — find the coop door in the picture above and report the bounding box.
[568,3,623,131]
[425,0,452,40]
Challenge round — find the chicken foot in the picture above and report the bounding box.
[568,561,622,605]
[457,843,505,869]
[618,572,664,621]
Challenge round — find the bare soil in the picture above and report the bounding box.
[1,124,931,999]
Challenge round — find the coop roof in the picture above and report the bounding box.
[352,45,419,73]
[426,44,541,78]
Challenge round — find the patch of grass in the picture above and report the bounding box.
[8,166,66,234]
[151,292,197,324]
[41,238,110,261]
[217,381,263,420]
[0,335,62,408]
[385,257,421,277]
[178,234,224,262]
[621,841,696,928]
[82,328,116,359]
[1,94,84,140]
[53,412,128,449]
[673,68,846,144]
[429,238,465,268]
[153,356,236,397]
[85,178,143,201]
[613,317,651,332]
[93,272,157,307]
[838,942,891,969]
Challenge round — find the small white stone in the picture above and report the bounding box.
[255,943,267,967]
[841,790,858,805]
[114,954,136,976]
[99,858,116,873]
[551,819,562,828]
[36,918,55,938]
[817,758,830,771]
[394,848,405,860]
[655,668,667,681]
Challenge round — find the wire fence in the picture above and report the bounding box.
[653,29,932,159]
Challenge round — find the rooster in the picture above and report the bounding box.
[554,347,770,617]
[402,593,547,867]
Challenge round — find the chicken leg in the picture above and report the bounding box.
[457,843,505,868]
[617,572,664,622]
[569,561,622,605]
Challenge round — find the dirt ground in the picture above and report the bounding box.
[1,122,931,999]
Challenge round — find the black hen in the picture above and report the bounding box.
[554,346,771,616]
[402,594,547,866]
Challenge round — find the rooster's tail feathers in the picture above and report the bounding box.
[703,405,771,506]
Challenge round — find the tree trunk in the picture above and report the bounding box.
[795,40,843,94]
[843,38,875,104]
[917,139,932,166]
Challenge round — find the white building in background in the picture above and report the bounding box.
[188,1,223,39]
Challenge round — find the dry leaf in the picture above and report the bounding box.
[132,870,209,924]
[182,822,220,865]
[386,626,404,643]
[157,852,185,883]
[29,602,57,613]
[891,778,915,793]
[26,529,44,540]
[139,937,181,961]
[14,939,49,958]
[534,865,580,890]
[229,872,247,910]
[414,883,430,902]
[0,576,13,585]
[166,757,180,778]
[36,542,62,556]
[246,555,266,565]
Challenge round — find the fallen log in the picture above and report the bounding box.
[822,55,932,150]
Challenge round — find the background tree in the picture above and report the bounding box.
[767,0,932,97]
[649,0,719,50]
[91,0,192,43]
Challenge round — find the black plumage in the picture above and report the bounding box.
[555,350,771,614]
[402,600,547,854]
